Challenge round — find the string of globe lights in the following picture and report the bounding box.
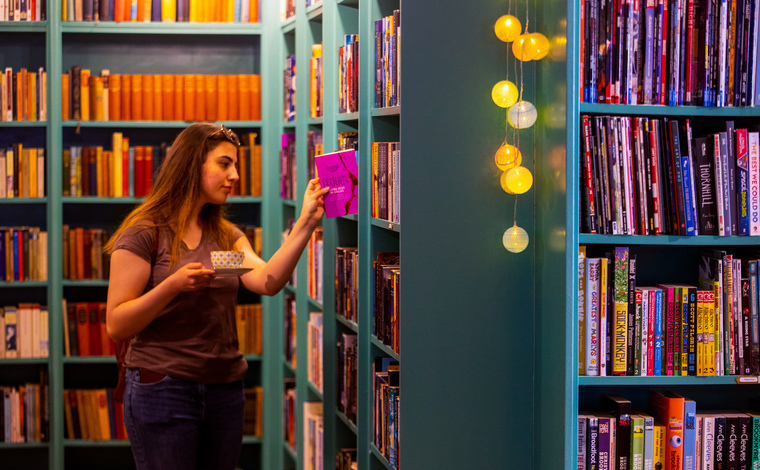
[493,3,549,253]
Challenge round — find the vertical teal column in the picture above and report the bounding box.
[261,0,284,468]
[356,0,373,468]
[46,4,64,468]
[399,0,536,468]
[534,0,573,465]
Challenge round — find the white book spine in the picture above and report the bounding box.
[37,148,44,197]
[749,132,760,235]
[701,415,715,470]
[714,134,726,235]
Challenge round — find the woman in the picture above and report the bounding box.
[105,122,328,469]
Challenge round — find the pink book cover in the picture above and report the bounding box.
[315,149,358,218]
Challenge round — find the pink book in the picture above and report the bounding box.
[315,149,358,218]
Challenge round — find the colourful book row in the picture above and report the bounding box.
[63,388,126,440]
[283,55,295,122]
[1,376,49,444]
[337,332,357,424]
[62,226,110,281]
[339,34,359,114]
[310,44,323,118]
[1,145,46,199]
[372,357,399,468]
[62,300,115,357]
[235,303,262,356]
[63,69,261,122]
[373,252,399,355]
[374,10,400,109]
[307,227,323,303]
[0,0,47,20]
[0,226,48,282]
[1,67,48,122]
[306,312,323,392]
[1,303,49,359]
[335,246,358,324]
[62,0,258,22]
[371,141,400,224]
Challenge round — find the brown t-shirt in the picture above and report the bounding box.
[113,221,248,383]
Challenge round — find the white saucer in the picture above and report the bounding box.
[214,267,253,277]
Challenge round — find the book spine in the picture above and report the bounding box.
[749,132,760,235]
[737,129,750,235]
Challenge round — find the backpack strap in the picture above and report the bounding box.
[114,224,160,404]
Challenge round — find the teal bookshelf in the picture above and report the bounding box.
[535,0,760,464]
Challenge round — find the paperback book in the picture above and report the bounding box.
[315,149,359,218]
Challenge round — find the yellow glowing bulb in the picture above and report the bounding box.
[503,224,529,253]
[500,166,533,194]
[491,80,519,108]
[494,15,522,42]
[512,34,535,61]
[526,32,551,60]
[494,144,522,171]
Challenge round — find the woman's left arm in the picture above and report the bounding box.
[238,178,329,296]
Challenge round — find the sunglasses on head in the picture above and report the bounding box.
[211,124,241,147]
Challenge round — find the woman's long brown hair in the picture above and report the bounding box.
[104,123,241,267]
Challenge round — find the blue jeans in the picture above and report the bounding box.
[124,368,245,470]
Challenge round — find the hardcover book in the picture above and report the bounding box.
[315,149,359,219]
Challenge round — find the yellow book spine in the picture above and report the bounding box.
[162,0,176,21]
[707,290,716,376]
[205,74,218,122]
[188,0,198,21]
[112,132,123,197]
[62,73,70,121]
[80,69,90,121]
[27,72,37,121]
[131,74,143,121]
[613,302,628,375]
[173,74,184,121]
[696,291,705,376]
[101,70,109,121]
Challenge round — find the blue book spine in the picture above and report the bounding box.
[654,289,663,375]
[128,147,135,197]
[233,0,240,22]
[682,155,697,235]
[106,389,117,439]
[654,0,665,104]
[107,0,114,20]
[0,228,5,281]
[644,0,656,103]
[151,0,161,21]
[12,229,19,281]
[720,132,733,235]
[683,399,697,470]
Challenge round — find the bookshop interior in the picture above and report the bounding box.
[6,0,760,468]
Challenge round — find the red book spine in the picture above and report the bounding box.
[75,302,90,356]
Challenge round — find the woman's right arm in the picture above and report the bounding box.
[106,249,215,341]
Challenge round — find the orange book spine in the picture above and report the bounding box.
[108,74,121,121]
[75,227,85,281]
[238,144,247,195]
[238,74,250,121]
[173,75,184,121]
[62,73,70,121]
[80,69,90,121]
[205,74,218,122]
[183,74,196,121]
[122,137,129,196]
[650,391,685,470]
[136,0,145,21]
[142,74,154,121]
[249,0,257,22]
[227,74,239,120]
[131,74,143,121]
[144,146,154,194]
[195,75,206,121]
[153,75,162,121]
[250,74,261,120]
[90,76,104,121]
[16,70,25,120]
[114,0,125,21]
[217,75,229,121]
[162,75,175,121]
[27,72,37,121]
[121,75,132,120]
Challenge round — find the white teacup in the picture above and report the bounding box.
[210,251,244,269]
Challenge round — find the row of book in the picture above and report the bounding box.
[2,67,48,122]
[235,303,262,356]
[336,449,357,470]
[283,379,296,451]
[307,227,323,303]
[373,357,399,469]
[63,69,262,122]
[302,401,323,470]
[62,300,116,357]
[0,0,46,20]
[63,388,126,441]
[371,142,400,224]
[579,0,760,106]
[337,332,357,425]
[0,227,48,282]
[284,55,296,122]
[373,252,399,354]
[335,246,358,324]
[62,0,259,22]
[284,293,296,368]
[306,312,323,393]
[279,0,292,21]
[310,44,323,119]
[580,116,760,236]
[579,245,760,377]
[581,392,760,470]
[375,10,400,109]
[281,133,296,200]
[1,304,49,359]
[339,34,359,114]
[1,375,49,443]
[63,140,154,198]
[1,145,46,199]
[243,386,263,438]
[62,226,110,281]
